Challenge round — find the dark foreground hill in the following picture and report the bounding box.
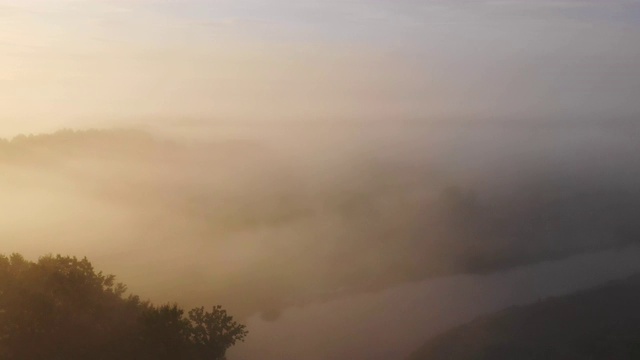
[408,273,640,360]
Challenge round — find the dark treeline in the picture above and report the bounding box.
[0,254,247,360]
[408,273,640,360]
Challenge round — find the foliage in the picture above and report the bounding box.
[0,254,247,360]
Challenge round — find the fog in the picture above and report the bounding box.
[2,123,640,322]
[3,1,640,358]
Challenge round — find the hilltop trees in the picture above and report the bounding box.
[0,253,247,360]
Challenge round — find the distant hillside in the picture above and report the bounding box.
[408,274,640,360]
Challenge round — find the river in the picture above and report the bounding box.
[230,246,640,360]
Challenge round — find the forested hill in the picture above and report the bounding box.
[0,253,247,360]
[408,273,640,360]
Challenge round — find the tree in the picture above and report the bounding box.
[0,253,247,360]
[188,306,248,360]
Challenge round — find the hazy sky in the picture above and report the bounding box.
[1,0,640,135]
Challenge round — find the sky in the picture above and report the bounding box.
[1,0,640,136]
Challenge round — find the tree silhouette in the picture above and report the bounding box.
[0,253,247,360]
